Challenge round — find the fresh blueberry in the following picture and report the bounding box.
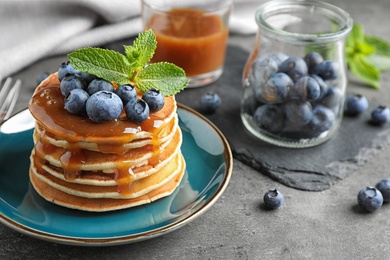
[269,53,289,66]
[60,74,86,97]
[279,57,308,82]
[263,189,284,209]
[64,89,89,115]
[78,72,97,85]
[125,99,150,124]
[142,89,165,111]
[284,101,313,126]
[250,57,279,98]
[357,187,383,212]
[319,87,343,110]
[86,91,123,123]
[251,56,279,82]
[345,94,369,116]
[37,72,50,84]
[376,179,390,202]
[370,106,390,125]
[253,104,284,132]
[58,61,80,82]
[308,105,336,133]
[313,60,339,81]
[115,84,138,105]
[290,76,320,101]
[259,72,293,103]
[310,74,329,100]
[304,52,324,74]
[87,79,114,95]
[200,92,222,114]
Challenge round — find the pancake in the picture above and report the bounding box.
[30,152,184,199]
[28,72,186,211]
[30,73,178,145]
[32,128,183,185]
[30,154,186,212]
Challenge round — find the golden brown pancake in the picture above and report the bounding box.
[30,155,186,212]
[28,72,186,211]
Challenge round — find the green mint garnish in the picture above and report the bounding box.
[346,23,390,89]
[68,47,132,85]
[68,29,189,96]
[135,62,190,96]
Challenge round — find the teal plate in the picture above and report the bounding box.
[0,104,232,246]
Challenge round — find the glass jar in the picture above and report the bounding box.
[241,0,353,148]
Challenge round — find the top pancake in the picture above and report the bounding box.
[29,73,178,147]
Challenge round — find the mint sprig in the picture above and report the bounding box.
[346,23,390,89]
[68,29,189,96]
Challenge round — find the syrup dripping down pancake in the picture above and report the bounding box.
[28,72,186,211]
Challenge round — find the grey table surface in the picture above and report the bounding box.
[2,0,390,259]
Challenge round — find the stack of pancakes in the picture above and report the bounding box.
[28,73,186,212]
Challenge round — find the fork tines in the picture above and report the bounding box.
[0,76,22,122]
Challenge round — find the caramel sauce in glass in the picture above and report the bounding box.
[146,8,229,77]
[29,84,173,195]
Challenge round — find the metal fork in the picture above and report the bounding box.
[0,76,22,122]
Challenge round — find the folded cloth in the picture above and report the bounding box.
[0,0,263,78]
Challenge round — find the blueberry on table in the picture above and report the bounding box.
[313,60,339,81]
[370,106,390,125]
[263,189,284,209]
[87,79,114,95]
[60,74,86,97]
[376,179,390,203]
[304,51,324,74]
[200,92,221,114]
[115,84,137,105]
[279,57,308,82]
[64,89,89,115]
[345,94,369,116]
[58,61,80,82]
[357,187,383,212]
[284,101,313,126]
[142,89,165,111]
[253,104,284,132]
[86,91,123,123]
[290,76,320,101]
[260,72,293,103]
[308,105,336,133]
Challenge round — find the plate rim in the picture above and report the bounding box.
[0,103,233,246]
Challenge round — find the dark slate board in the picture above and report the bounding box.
[176,45,390,191]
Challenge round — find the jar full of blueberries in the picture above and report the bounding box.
[241,0,353,148]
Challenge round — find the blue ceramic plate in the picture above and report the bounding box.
[0,104,232,246]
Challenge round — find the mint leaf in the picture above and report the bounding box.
[349,53,380,89]
[365,35,390,56]
[368,54,390,71]
[134,62,189,96]
[364,35,390,71]
[68,47,131,85]
[356,42,376,56]
[68,30,188,96]
[124,29,157,70]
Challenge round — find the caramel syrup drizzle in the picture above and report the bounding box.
[30,85,168,196]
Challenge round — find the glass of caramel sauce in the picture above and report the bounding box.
[141,0,233,87]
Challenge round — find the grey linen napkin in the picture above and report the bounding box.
[0,0,142,77]
[0,0,263,77]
